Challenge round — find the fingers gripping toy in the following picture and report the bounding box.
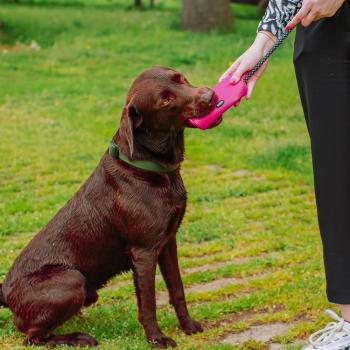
[187,30,292,130]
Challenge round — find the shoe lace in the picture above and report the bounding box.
[309,310,347,347]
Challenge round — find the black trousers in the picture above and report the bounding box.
[294,1,350,304]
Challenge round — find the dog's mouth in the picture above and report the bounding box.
[185,93,220,128]
[197,92,218,117]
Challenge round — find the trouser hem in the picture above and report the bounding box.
[327,289,350,305]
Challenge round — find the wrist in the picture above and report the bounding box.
[258,30,277,43]
[255,30,277,50]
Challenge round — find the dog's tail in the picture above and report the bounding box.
[0,283,7,307]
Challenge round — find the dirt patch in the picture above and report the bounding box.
[0,44,24,54]
[269,343,285,350]
[156,272,265,306]
[157,277,240,305]
[183,256,251,274]
[104,256,254,291]
[187,277,239,293]
[206,164,224,171]
[222,323,290,344]
[231,169,251,177]
[0,41,40,54]
[204,309,258,329]
[102,279,131,290]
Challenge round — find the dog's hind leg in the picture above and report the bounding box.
[8,268,97,347]
[25,332,97,347]
[84,286,99,307]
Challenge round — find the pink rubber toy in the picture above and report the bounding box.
[187,75,248,130]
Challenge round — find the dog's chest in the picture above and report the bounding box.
[115,173,186,247]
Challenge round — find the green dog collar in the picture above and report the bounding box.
[108,141,179,173]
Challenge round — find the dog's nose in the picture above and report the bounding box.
[199,89,214,105]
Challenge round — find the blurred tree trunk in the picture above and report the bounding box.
[134,0,154,7]
[182,0,232,31]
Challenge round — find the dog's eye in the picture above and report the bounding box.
[160,90,175,100]
[171,74,185,84]
[160,90,176,108]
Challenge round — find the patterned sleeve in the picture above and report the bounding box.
[257,0,302,40]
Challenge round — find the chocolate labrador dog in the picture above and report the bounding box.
[0,67,216,348]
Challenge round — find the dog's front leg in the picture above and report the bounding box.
[131,246,177,349]
[158,238,203,335]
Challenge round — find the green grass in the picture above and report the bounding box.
[0,1,330,349]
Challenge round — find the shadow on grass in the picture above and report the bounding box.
[249,144,313,178]
[210,125,254,139]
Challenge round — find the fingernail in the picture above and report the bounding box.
[285,24,292,30]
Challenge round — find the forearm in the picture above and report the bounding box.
[251,28,278,61]
[220,0,301,95]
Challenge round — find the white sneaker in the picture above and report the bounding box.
[303,310,350,350]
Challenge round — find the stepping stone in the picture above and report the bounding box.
[231,169,250,177]
[103,279,131,290]
[269,343,286,350]
[222,323,290,344]
[104,261,245,291]
[157,271,270,306]
[183,257,251,274]
[206,164,223,171]
[157,276,241,305]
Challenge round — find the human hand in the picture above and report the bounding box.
[220,31,277,99]
[286,0,345,30]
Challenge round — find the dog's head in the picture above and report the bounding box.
[121,66,216,129]
[117,66,216,163]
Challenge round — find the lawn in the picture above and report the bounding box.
[0,1,331,349]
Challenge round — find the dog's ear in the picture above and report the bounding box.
[120,99,143,159]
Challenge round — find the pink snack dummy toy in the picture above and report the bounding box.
[187,29,292,130]
[188,75,248,130]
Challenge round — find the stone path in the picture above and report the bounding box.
[183,256,251,274]
[222,323,290,345]
[102,248,303,348]
[104,255,254,291]
[157,276,242,305]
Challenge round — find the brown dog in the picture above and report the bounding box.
[0,67,216,348]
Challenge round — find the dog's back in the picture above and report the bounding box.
[3,156,132,299]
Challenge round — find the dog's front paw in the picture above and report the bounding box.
[180,318,203,335]
[149,334,177,349]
